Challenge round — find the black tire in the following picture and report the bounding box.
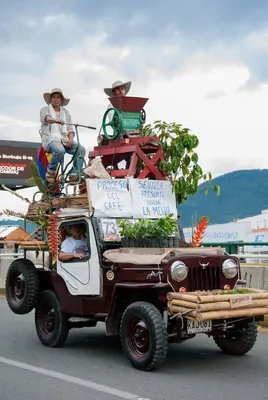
[120,301,168,371]
[5,258,40,315]
[213,321,258,355]
[35,290,69,347]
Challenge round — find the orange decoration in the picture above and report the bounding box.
[191,216,209,247]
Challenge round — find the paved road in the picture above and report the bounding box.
[0,297,268,400]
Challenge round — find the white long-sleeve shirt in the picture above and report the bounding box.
[39,106,75,150]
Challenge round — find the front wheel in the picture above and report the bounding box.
[213,321,258,355]
[35,290,70,347]
[120,301,168,371]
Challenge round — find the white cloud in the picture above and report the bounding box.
[246,29,268,51]
[43,13,73,25]
[0,115,38,129]
[24,18,38,28]
[128,14,147,27]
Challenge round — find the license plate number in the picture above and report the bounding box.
[187,319,212,334]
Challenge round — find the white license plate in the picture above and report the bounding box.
[187,319,212,334]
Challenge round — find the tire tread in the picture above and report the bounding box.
[5,259,39,315]
[214,321,258,355]
[35,290,69,348]
[120,301,168,371]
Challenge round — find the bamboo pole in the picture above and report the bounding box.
[197,299,268,311]
[196,301,233,312]
[168,305,197,317]
[197,292,268,303]
[169,299,268,313]
[166,293,198,303]
[194,307,268,322]
[169,299,197,309]
[252,299,268,307]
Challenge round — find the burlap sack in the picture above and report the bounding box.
[84,158,111,179]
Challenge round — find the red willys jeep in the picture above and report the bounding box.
[4,206,268,371]
[5,95,268,371]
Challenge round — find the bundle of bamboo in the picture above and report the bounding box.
[167,288,268,321]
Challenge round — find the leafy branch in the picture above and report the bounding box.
[143,121,220,204]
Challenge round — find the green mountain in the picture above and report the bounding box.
[178,169,268,228]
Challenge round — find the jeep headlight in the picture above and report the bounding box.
[222,259,238,279]
[170,261,188,282]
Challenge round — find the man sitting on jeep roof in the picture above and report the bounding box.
[59,223,89,261]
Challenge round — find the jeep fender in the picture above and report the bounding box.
[105,282,170,336]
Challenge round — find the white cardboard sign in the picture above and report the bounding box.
[129,179,178,219]
[87,179,133,218]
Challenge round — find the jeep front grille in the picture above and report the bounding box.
[188,265,220,291]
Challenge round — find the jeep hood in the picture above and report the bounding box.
[103,247,224,265]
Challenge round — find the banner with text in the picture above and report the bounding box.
[129,179,178,218]
[0,141,40,187]
[87,179,133,218]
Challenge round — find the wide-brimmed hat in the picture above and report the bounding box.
[43,88,70,106]
[103,80,131,97]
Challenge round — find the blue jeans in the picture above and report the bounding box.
[46,140,86,176]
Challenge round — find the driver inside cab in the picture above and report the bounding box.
[59,223,88,261]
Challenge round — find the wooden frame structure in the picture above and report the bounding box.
[88,136,166,180]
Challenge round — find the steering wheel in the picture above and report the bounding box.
[102,108,123,140]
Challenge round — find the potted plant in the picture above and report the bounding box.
[118,214,179,248]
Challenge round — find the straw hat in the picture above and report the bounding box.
[103,80,131,97]
[43,88,70,106]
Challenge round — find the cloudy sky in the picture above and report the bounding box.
[1,0,268,214]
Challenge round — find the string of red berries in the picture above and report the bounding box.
[47,214,60,262]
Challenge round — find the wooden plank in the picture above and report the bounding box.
[90,136,160,153]
[89,144,138,158]
[19,240,49,250]
[128,152,139,176]
[138,148,165,179]
[136,147,166,180]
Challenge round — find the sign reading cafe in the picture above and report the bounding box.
[87,178,177,219]
[86,179,133,218]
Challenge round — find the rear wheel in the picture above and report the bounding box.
[213,321,258,355]
[5,259,39,315]
[120,301,168,371]
[35,290,69,347]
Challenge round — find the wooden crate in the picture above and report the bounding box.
[26,193,92,220]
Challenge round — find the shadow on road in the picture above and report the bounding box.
[56,323,264,376]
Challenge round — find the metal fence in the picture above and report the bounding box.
[202,242,268,263]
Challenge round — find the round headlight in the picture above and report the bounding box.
[170,261,188,282]
[222,259,238,279]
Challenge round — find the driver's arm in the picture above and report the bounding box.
[59,238,84,261]
[58,252,84,261]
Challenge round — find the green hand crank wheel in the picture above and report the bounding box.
[102,108,123,140]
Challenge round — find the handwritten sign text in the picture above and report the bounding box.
[129,179,177,218]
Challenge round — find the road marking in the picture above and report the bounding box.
[0,356,150,400]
